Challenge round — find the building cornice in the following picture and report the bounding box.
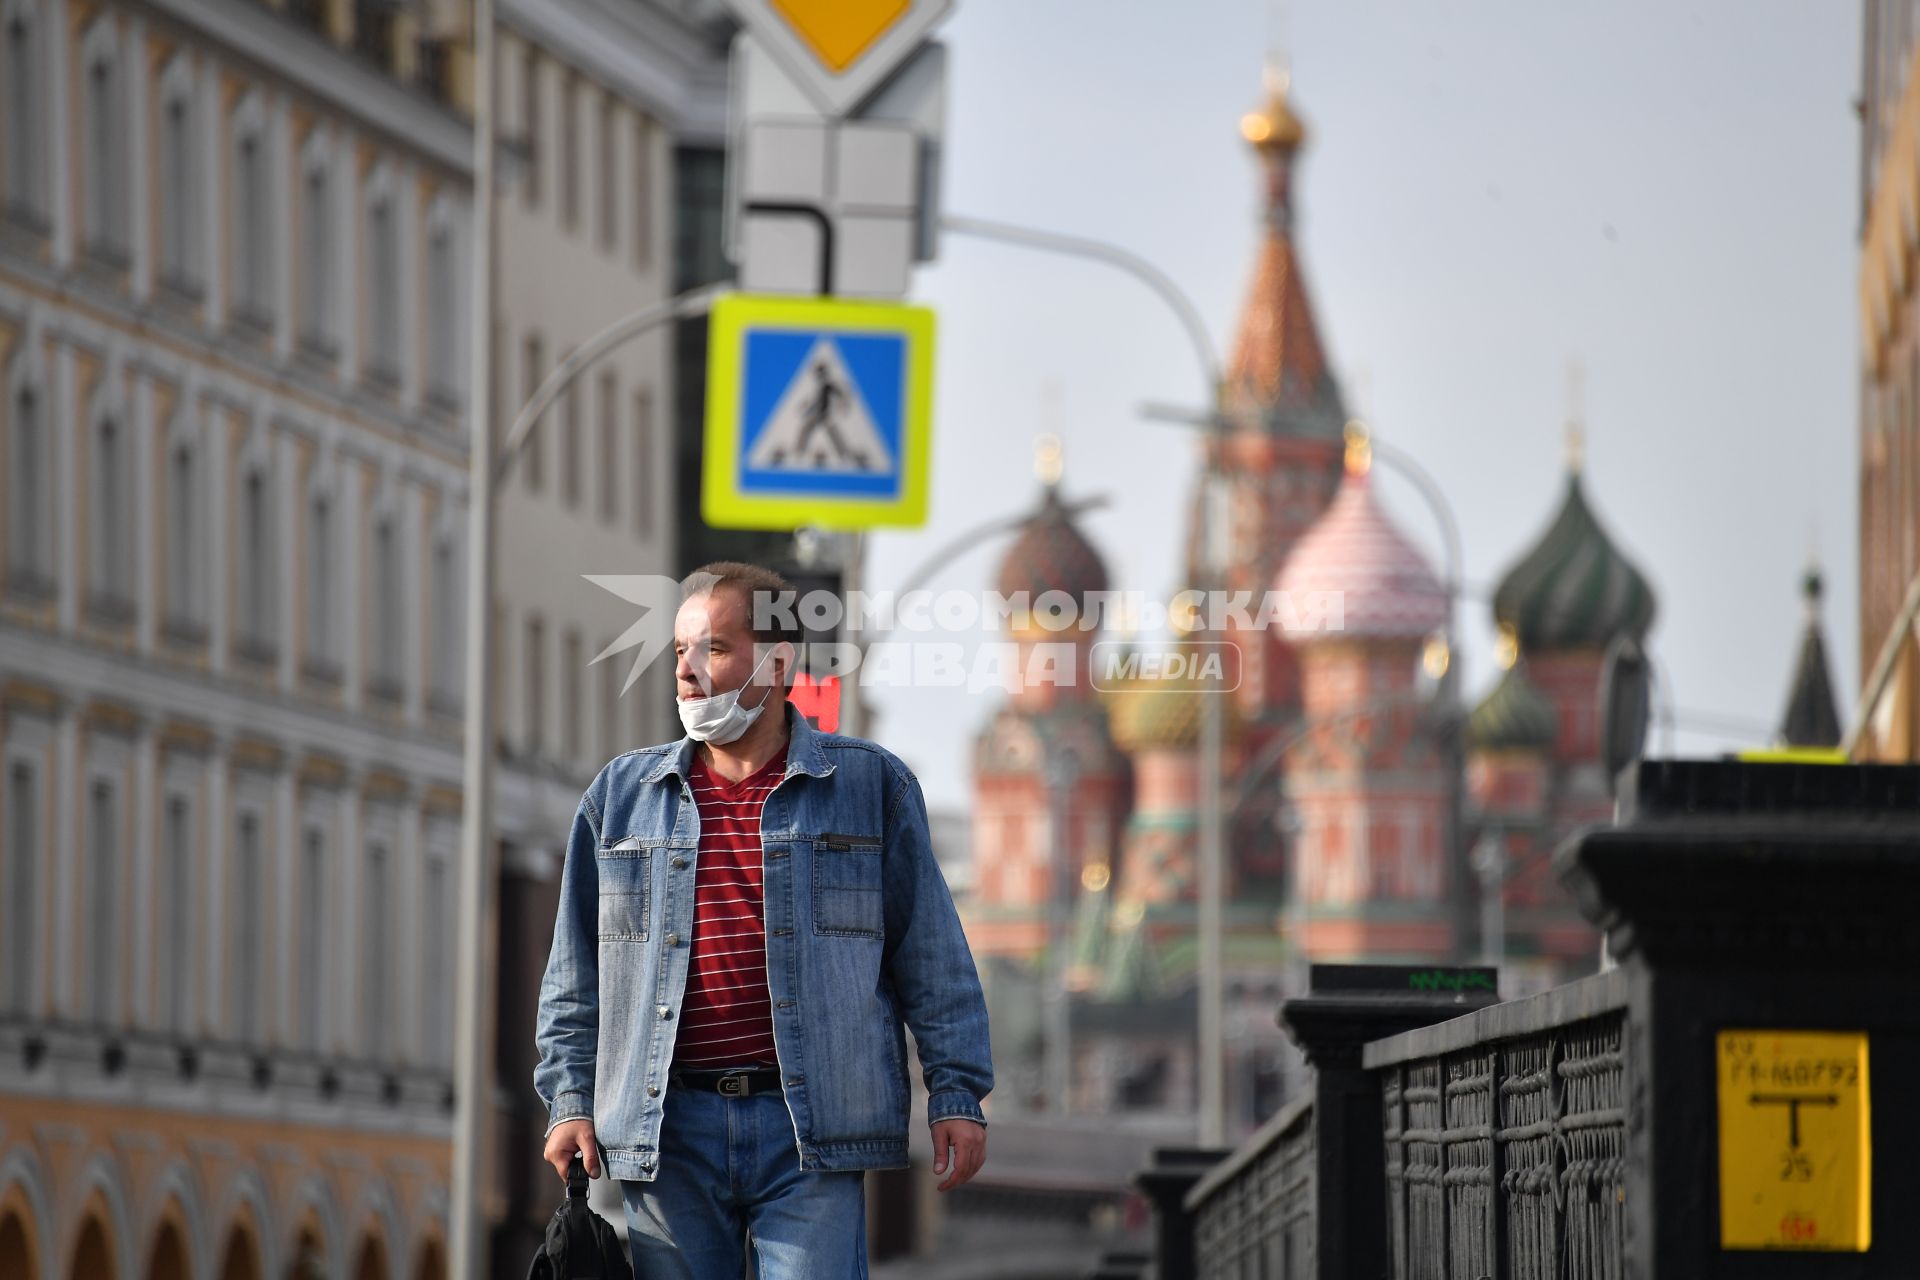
[133,0,474,177]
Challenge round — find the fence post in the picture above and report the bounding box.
[1280,964,1501,1280]
[1134,1146,1233,1280]
[1557,759,1920,1277]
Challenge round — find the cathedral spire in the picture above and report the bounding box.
[1223,65,1343,437]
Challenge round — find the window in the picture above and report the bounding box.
[560,71,579,232]
[233,107,271,323]
[561,351,581,509]
[600,634,620,760]
[631,387,654,539]
[422,853,449,1065]
[8,380,48,586]
[563,629,582,761]
[306,490,335,671]
[166,441,202,629]
[371,517,402,696]
[300,152,333,349]
[631,653,651,749]
[427,212,458,399]
[7,761,36,1014]
[431,537,457,706]
[299,828,324,1049]
[81,23,126,259]
[158,68,197,288]
[3,4,44,225]
[363,839,389,1058]
[92,413,131,607]
[525,614,545,754]
[522,333,545,492]
[365,184,400,382]
[234,811,263,1042]
[631,115,652,270]
[598,94,617,252]
[239,465,276,657]
[521,44,540,209]
[160,795,192,1033]
[88,778,117,1023]
[597,370,618,524]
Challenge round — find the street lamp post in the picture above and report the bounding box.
[1043,737,1079,1115]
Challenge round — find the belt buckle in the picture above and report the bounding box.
[717,1072,750,1098]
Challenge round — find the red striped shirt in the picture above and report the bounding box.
[671,746,786,1069]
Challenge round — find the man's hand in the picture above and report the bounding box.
[545,1118,601,1182]
[931,1119,986,1192]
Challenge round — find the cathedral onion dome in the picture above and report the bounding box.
[1240,71,1306,154]
[1778,567,1842,748]
[1108,651,1204,752]
[1273,428,1448,643]
[1467,641,1558,753]
[995,482,1109,604]
[1492,464,1656,653]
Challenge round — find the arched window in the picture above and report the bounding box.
[299,826,325,1049]
[87,776,118,1022]
[158,58,198,290]
[7,759,38,1014]
[300,149,333,350]
[306,488,336,673]
[3,0,45,227]
[7,377,49,588]
[428,535,458,709]
[160,792,192,1032]
[217,1224,262,1280]
[80,18,126,260]
[425,201,458,400]
[233,809,263,1041]
[421,849,449,1064]
[364,177,400,383]
[370,514,402,698]
[363,838,390,1059]
[231,98,271,324]
[91,410,133,608]
[237,462,276,658]
[69,1215,112,1280]
[166,436,203,631]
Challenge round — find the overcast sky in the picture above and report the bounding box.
[860,0,1863,809]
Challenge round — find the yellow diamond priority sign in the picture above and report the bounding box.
[770,0,909,73]
[724,0,952,117]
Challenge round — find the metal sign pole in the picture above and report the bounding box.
[450,0,497,1269]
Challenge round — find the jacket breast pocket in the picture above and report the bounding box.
[811,833,883,938]
[597,837,651,941]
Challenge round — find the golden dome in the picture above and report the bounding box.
[1241,67,1306,154]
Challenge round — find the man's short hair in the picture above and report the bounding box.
[682,561,804,657]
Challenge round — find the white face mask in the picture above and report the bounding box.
[678,645,779,745]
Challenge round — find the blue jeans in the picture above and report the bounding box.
[621,1084,868,1278]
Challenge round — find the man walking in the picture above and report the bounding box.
[535,562,993,1276]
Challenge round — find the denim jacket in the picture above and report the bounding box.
[534,702,993,1182]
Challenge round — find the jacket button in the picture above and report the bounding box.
[671,857,687,870]
[665,932,680,947]
[771,927,791,937]
[657,1005,671,1020]
[776,1000,794,1009]
[786,1077,802,1087]
[647,1085,660,1097]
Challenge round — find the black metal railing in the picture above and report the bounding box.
[1190,1095,1315,1276]
[1366,969,1627,1280]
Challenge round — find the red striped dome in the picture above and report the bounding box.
[1274,464,1446,642]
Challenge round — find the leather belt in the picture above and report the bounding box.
[669,1067,783,1098]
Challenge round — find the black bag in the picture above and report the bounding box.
[527,1155,635,1280]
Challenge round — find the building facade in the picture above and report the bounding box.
[1856,0,1920,759]
[0,0,478,1274]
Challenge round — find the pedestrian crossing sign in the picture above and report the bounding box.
[703,293,935,530]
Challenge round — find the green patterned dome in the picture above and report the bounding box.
[1492,471,1655,651]
[1466,657,1557,753]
